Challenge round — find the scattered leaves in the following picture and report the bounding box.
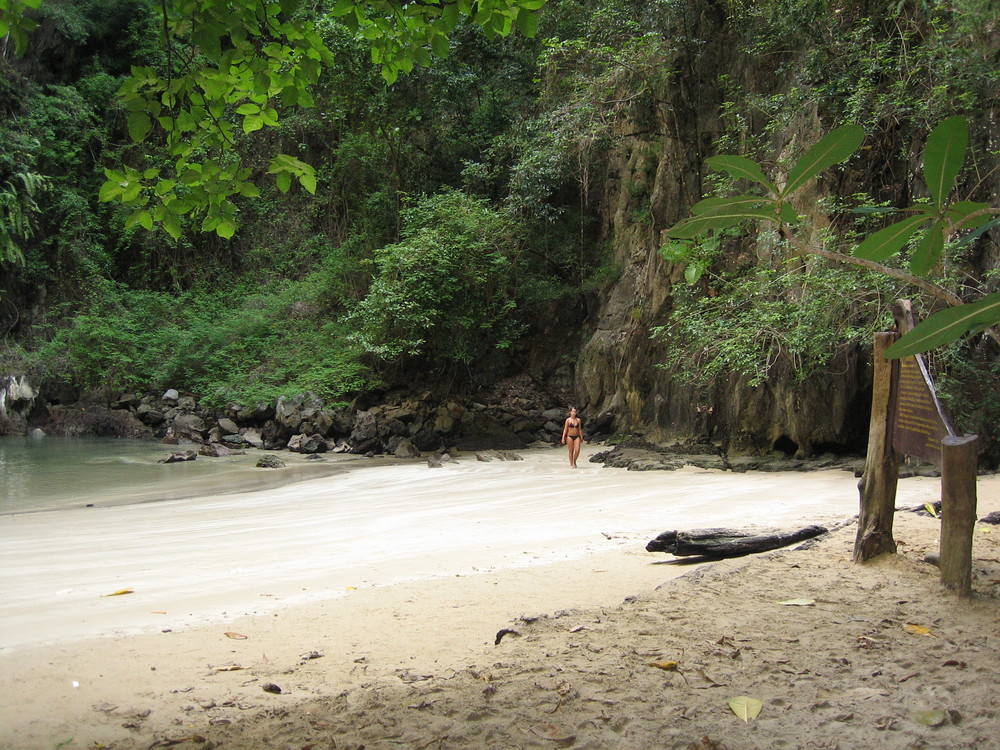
[778,598,816,606]
[728,696,763,722]
[911,709,947,726]
[224,632,248,640]
[101,588,134,597]
[650,661,679,671]
[903,624,939,637]
[529,722,575,744]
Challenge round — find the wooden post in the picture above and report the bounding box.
[854,332,900,562]
[939,435,979,596]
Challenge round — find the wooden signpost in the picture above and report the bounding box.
[855,301,979,596]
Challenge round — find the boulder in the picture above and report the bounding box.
[256,454,286,469]
[163,413,207,444]
[476,449,524,462]
[112,393,141,410]
[349,410,383,454]
[427,452,453,468]
[162,388,180,403]
[394,438,421,459]
[199,443,245,458]
[275,393,324,433]
[240,428,264,448]
[221,433,252,448]
[288,433,327,454]
[217,417,240,435]
[158,449,197,464]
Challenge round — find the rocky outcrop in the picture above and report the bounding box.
[590,439,865,475]
[10,375,579,461]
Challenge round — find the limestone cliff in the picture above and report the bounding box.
[567,1,999,459]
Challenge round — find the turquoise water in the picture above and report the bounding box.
[0,436,357,514]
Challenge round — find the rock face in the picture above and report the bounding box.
[562,4,879,458]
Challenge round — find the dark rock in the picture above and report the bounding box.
[158,450,197,464]
[288,433,327,454]
[163,413,207,444]
[256,454,286,469]
[40,405,152,439]
[427,452,453,468]
[476,449,524,462]
[112,393,140,410]
[349,410,383,454]
[221,433,252,448]
[240,428,264,448]
[394,438,421,459]
[980,511,1000,525]
[199,443,245,458]
[176,395,197,410]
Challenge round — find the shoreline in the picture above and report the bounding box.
[2,449,998,749]
[0,445,882,653]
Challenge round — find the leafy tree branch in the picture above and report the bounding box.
[666,117,1000,358]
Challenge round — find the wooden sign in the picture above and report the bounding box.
[892,353,955,467]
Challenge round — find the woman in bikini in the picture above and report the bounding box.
[560,407,583,468]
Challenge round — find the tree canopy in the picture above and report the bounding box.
[2,0,546,240]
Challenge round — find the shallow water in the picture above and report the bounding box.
[0,436,363,514]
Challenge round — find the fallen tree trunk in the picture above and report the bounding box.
[646,525,828,558]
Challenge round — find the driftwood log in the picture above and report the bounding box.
[646,525,828,558]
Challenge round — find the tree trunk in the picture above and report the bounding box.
[854,332,899,562]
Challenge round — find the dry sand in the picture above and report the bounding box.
[1,445,998,749]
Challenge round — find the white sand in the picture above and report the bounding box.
[1,445,996,750]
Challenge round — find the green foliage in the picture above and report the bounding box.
[349,189,524,366]
[666,118,999,357]
[88,0,546,239]
[0,169,47,265]
[652,265,898,388]
[29,272,371,407]
[0,0,42,56]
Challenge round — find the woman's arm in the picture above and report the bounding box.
[561,418,569,444]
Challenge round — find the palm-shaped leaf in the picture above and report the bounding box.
[924,116,968,208]
[782,124,864,197]
[885,294,1000,358]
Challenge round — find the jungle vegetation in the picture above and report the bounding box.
[1,0,998,436]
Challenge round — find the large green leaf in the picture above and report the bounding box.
[924,116,968,208]
[666,208,778,239]
[127,111,152,142]
[782,124,864,197]
[691,195,771,215]
[853,214,928,261]
[909,221,944,275]
[953,216,1000,249]
[885,294,1000,358]
[705,156,777,194]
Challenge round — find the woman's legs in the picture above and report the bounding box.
[567,436,581,467]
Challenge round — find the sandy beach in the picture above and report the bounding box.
[1,444,998,749]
